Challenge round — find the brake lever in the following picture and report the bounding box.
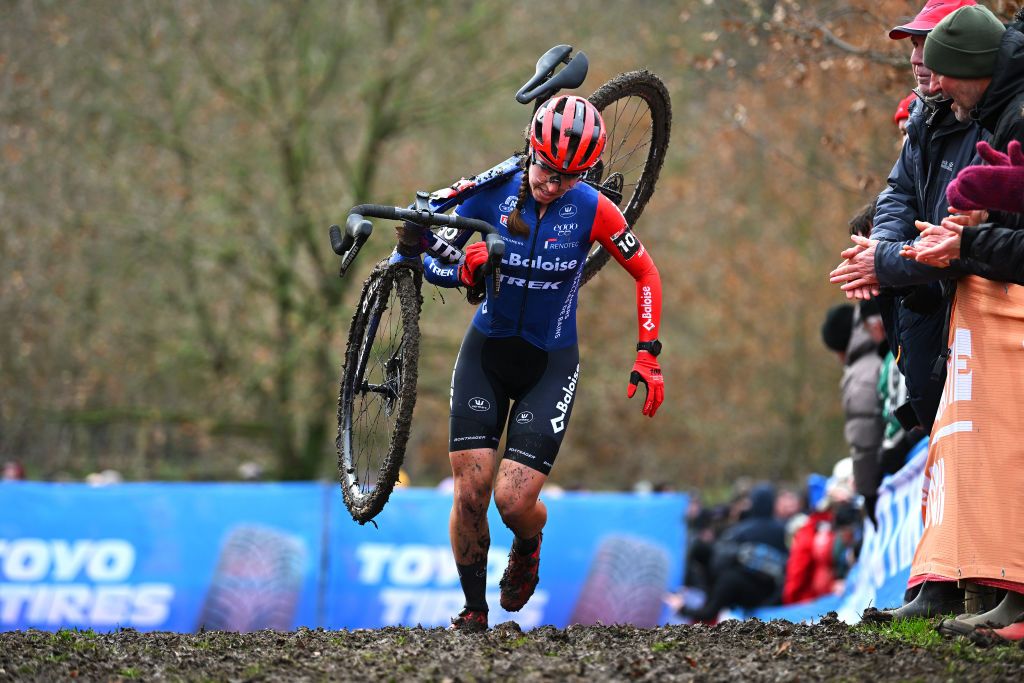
[485,232,504,297]
[331,214,374,278]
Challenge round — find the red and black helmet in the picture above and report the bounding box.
[529,95,606,174]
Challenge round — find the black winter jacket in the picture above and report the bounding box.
[956,21,1024,281]
[870,95,984,432]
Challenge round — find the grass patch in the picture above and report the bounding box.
[192,637,214,650]
[859,617,1024,666]
[857,617,943,647]
[651,640,679,652]
[50,629,79,646]
[509,636,530,648]
[118,667,141,678]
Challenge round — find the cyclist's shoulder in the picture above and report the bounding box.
[589,189,628,237]
[454,169,522,216]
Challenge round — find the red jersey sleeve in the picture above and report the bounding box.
[589,193,662,343]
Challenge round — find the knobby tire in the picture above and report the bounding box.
[582,70,672,284]
[337,262,422,523]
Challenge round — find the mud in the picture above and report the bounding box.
[3,614,1024,681]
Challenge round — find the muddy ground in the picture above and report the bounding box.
[2,614,1023,682]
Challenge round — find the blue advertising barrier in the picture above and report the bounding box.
[0,482,326,632]
[0,482,687,632]
[748,438,929,624]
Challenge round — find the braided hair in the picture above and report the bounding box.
[506,155,532,237]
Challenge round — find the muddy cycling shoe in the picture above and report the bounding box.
[449,608,488,633]
[500,532,542,612]
[861,581,964,622]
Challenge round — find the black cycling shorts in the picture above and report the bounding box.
[449,326,580,476]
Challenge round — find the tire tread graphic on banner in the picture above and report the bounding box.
[568,535,670,627]
[196,526,307,632]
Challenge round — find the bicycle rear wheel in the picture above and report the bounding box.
[337,262,422,523]
[582,70,672,284]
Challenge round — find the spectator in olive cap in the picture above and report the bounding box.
[923,5,1007,124]
[905,6,1024,283]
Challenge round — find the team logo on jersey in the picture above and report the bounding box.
[500,214,508,225]
[612,229,642,260]
[641,285,656,331]
[550,365,580,434]
[468,397,491,412]
[553,222,577,236]
[515,411,534,425]
[544,238,579,250]
[499,196,518,213]
[558,204,577,218]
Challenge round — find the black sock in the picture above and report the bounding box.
[513,533,539,556]
[456,560,488,612]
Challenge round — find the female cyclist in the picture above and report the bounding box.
[423,95,665,632]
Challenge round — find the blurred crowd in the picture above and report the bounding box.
[667,461,863,623]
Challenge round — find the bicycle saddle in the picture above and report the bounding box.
[515,45,589,104]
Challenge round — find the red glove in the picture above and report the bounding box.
[459,241,489,287]
[627,352,664,417]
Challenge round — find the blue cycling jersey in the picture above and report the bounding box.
[424,171,608,351]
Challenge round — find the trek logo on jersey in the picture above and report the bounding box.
[641,285,656,331]
[503,253,578,271]
[499,196,518,213]
[553,222,577,236]
[558,204,578,218]
[428,260,456,279]
[498,274,562,290]
[468,397,491,412]
[515,411,534,425]
[612,229,642,260]
[550,365,580,434]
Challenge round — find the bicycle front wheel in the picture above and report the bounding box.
[337,262,422,523]
[582,70,672,285]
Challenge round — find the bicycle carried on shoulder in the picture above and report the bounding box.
[331,45,672,523]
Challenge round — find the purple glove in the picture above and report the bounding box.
[946,140,1024,214]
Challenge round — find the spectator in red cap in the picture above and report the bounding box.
[893,92,916,138]
[829,0,987,621]
[887,0,978,40]
[829,0,984,446]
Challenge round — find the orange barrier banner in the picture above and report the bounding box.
[911,276,1024,585]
